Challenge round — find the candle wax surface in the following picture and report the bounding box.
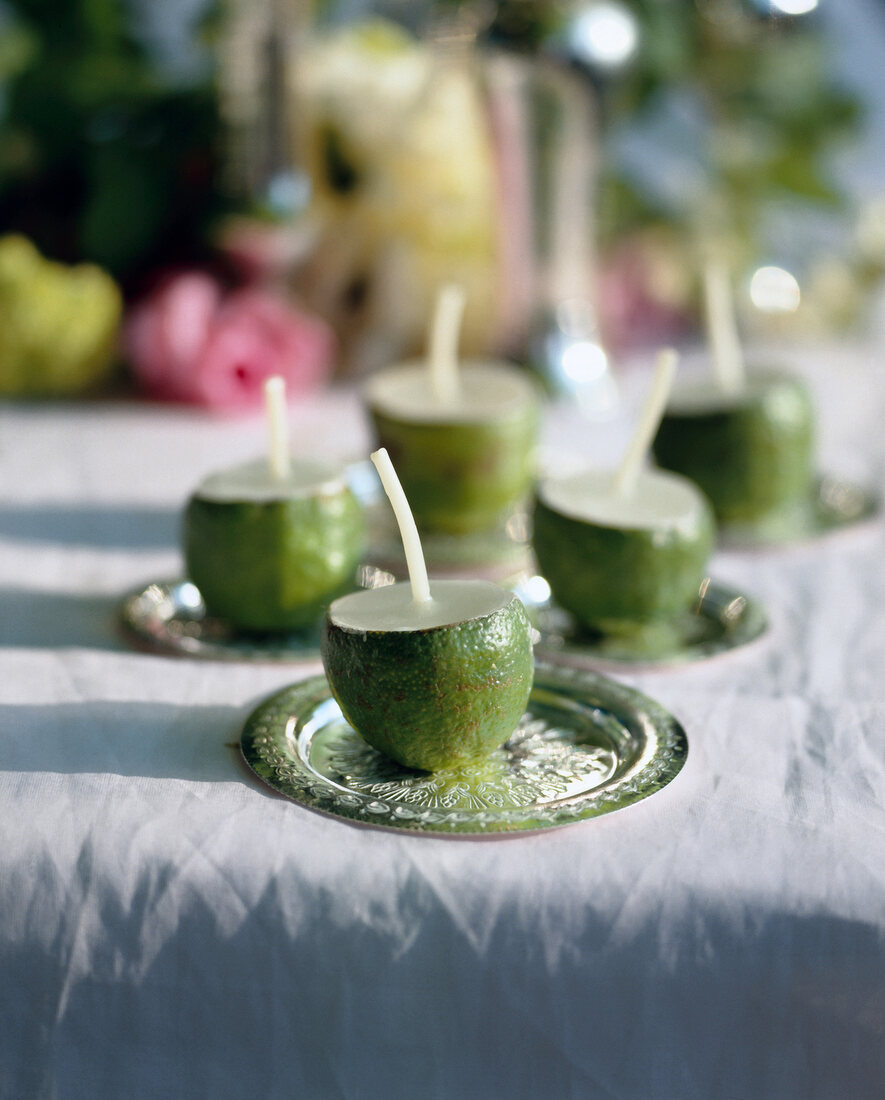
[539,469,704,532]
[365,360,536,422]
[329,579,514,633]
[193,458,347,503]
[664,372,783,413]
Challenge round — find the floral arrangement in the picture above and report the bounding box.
[125,272,335,413]
[0,0,336,410]
[0,0,877,405]
[0,232,334,408]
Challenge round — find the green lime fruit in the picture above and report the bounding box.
[533,469,715,633]
[365,361,540,534]
[183,459,365,633]
[321,579,534,771]
[651,371,815,525]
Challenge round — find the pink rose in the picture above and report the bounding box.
[125,272,334,411]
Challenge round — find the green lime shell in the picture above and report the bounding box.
[369,404,538,534]
[652,372,815,524]
[184,487,365,632]
[321,595,534,771]
[532,491,715,631]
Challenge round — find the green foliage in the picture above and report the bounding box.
[0,0,228,283]
[0,0,863,295]
[600,1,861,247]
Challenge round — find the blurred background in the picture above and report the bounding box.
[1,0,883,408]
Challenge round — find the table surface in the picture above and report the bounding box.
[2,346,884,1100]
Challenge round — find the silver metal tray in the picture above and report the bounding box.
[240,663,688,835]
[120,580,325,662]
[527,579,768,670]
[720,476,879,548]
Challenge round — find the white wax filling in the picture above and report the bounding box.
[665,371,788,414]
[194,458,346,503]
[329,579,513,632]
[365,361,536,423]
[539,469,703,531]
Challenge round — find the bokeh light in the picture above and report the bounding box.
[568,2,640,70]
[749,266,802,313]
[561,340,610,385]
[769,0,819,14]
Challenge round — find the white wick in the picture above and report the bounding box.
[427,284,466,405]
[370,447,432,604]
[613,348,679,499]
[264,376,290,480]
[703,261,746,396]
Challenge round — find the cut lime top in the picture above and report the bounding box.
[193,458,348,503]
[664,371,794,413]
[329,578,514,632]
[538,468,705,532]
[365,361,536,422]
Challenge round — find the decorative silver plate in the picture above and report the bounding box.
[120,580,326,662]
[720,476,879,548]
[239,663,688,835]
[120,566,402,662]
[529,579,767,669]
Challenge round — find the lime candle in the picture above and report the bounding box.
[183,378,364,632]
[365,285,539,535]
[533,350,715,631]
[652,263,815,524]
[322,447,534,771]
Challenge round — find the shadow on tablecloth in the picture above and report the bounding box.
[0,504,178,549]
[0,587,130,651]
[0,698,245,781]
[1,873,882,1099]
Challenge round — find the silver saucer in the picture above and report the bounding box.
[120,580,326,662]
[720,476,879,548]
[240,663,688,835]
[528,579,768,670]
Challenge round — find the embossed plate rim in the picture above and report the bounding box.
[239,663,688,835]
[530,579,768,671]
[719,475,880,549]
[120,579,324,663]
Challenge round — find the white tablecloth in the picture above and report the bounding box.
[2,347,884,1099]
